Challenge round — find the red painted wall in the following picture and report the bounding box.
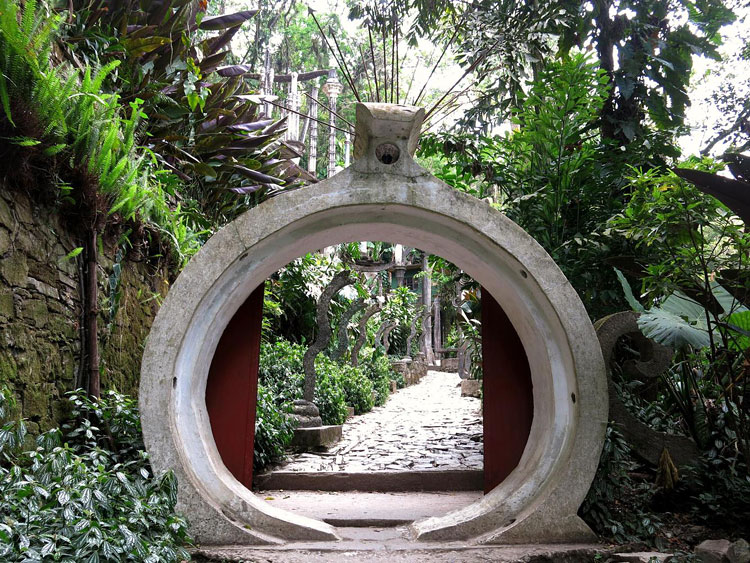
[481,290,534,493]
[205,285,265,488]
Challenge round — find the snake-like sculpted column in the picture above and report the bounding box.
[302,270,354,402]
[382,321,398,354]
[405,307,424,358]
[331,298,365,362]
[351,303,381,367]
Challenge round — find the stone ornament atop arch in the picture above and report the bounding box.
[139,102,608,546]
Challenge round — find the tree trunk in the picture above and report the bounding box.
[85,228,100,399]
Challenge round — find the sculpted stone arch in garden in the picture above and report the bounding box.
[140,103,607,546]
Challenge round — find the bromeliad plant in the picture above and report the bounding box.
[60,0,305,227]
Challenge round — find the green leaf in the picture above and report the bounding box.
[638,307,711,350]
[59,247,83,262]
[614,268,645,312]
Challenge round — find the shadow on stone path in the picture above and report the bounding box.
[275,370,483,472]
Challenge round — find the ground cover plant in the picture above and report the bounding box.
[0,388,191,562]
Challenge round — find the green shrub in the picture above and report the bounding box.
[313,358,348,425]
[579,424,660,543]
[361,349,401,405]
[336,363,375,415]
[0,388,191,562]
[258,340,305,403]
[253,384,296,471]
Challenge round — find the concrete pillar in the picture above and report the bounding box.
[344,126,352,167]
[421,254,435,364]
[287,71,299,141]
[307,81,319,177]
[322,69,342,178]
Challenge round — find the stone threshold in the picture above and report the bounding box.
[254,469,483,492]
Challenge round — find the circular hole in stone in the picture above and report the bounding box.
[376,143,400,165]
[571,392,576,404]
[520,270,528,279]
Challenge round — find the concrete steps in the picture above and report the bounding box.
[254,468,483,492]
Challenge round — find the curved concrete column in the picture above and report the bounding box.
[140,103,607,546]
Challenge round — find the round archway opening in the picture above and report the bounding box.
[203,245,534,515]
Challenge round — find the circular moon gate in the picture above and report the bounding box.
[140,104,607,546]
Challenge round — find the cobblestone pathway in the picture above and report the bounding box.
[276,370,483,472]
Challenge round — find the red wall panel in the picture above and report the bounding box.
[205,285,265,488]
[481,290,534,493]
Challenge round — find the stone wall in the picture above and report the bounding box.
[0,187,168,433]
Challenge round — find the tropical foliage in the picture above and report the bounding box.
[0,389,190,562]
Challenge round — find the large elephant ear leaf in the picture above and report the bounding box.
[638,308,711,350]
[660,291,707,326]
[724,310,750,352]
[710,281,749,317]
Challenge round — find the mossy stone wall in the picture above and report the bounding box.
[0,187,168,433]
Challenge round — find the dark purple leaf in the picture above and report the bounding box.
[204,26,242,56]
[262,116,288,135]
[199,10,258,31]
[200,51,231,75]
[234,166,284,184]
[673,168,750,226]
[217,65,258,78]
[230,185,262,194]
[227,119,275,132]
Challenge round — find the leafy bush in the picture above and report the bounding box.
[313,358,348,425]
[361,349,399,405]
[258,340,305,403]
[335,363,375,415]
[0,388,191,562]
[580,424,660,543]
[253,384,296,471]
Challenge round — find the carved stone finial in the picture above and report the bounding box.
[352,103,425,174]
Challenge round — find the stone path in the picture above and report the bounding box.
[274,370,483,472]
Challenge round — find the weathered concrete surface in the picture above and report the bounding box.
[140,102,607,545]
[192,530,610,563]
[290,425,343,449]
[595,311,699,468]
[259,490,482,526]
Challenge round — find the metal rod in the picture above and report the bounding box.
[308,8,361,102]
[265,99,349,134]
[395,24,400,103]
[368,27,380,103]
[382,24,388,102]
[413,15,465,107]
[359,43,376,103]
[329,24,362,102]
[424,37,500,120]
[391,14,397,103]
[304,91,355,128]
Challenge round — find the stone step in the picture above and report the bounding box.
[256,490,482,527]
[254,469,483,492]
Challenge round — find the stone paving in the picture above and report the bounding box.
[274,370,483,472]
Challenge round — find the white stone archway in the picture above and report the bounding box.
[139,104,607,546]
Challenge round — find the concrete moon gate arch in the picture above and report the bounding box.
[140,104,607,546]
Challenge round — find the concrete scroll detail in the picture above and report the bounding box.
[139,102,608,546]
[595,311,699,468]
